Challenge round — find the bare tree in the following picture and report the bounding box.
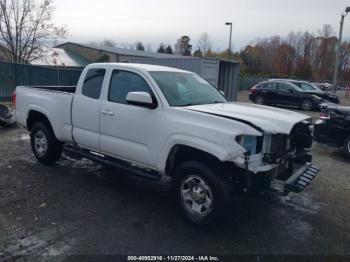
[197,33,212,56]
[101,39,117,48]
[175,36,192,56]
[316,24,337,79]
[0,0,67,64]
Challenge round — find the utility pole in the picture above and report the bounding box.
[333,7,350,93]
[225,22,233,58]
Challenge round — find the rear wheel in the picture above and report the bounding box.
[172,161,232,228]
[300,99,313,111]
[254,95,265,105]
[30,122,62,165]
[342,135,350,158]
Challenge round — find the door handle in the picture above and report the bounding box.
[101,109,115,116]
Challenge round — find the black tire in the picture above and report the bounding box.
[254,95,265,105]
[171,161,232,228]
[342,135,350,158]
[30,122,62,165]
[0,119,8,127]
[300,99,313,111]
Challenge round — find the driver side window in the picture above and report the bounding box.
[109,70,154,104]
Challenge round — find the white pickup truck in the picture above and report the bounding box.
[15,63,320,227]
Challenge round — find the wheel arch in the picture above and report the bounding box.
[165,144,224,176]
[27,110,58,140]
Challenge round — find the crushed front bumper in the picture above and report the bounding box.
[271,163,320,194]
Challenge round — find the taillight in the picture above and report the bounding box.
[320,112,330,120]
[12,90,16,107]
[251,85,257,92]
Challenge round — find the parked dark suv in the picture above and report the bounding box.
[271,79,340,104]
[249,80,325,110]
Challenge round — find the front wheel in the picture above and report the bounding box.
[254,95,265,105]
[300,99,313,111]
[342,135,350,158]
[30,122,62,165]
[171,161,232,228]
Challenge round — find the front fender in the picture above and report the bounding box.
[157,133,247,172]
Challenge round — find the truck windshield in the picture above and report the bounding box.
[150,72,227,107]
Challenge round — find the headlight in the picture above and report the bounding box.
[236,135,261,155]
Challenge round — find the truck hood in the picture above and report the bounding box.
[185,102,311,134]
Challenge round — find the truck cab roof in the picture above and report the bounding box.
[87,63,192,74]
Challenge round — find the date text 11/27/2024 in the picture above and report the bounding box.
[127,256,220,261]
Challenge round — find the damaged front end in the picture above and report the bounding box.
[231,120,320,194]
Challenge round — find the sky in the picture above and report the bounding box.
[53,0,350,52]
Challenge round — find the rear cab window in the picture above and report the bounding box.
[81,68,106,99]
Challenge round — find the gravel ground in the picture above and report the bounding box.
[0,95,350,260]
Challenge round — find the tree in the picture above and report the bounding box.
[205,47,218,58]
[193,48,203,57]
[136,41,145,51]
[95,53,110,62]
[165,45,173,54]
[175,36,192,56]
[0,0,67,64]
[157,43,165,53]
[315,24,337,79]
[294,57,313,79]
[197,33,212,56]
[101,39,117,48]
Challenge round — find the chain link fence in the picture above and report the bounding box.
[0,61,83,101]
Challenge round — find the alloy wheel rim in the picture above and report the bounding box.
[34,130,48,156]
[180,175,213,216]
[302,100,312,110]
[255,96,264,104]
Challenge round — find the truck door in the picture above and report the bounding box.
[99,69,161,168]
[72,68,106,150]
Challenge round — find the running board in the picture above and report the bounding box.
[63,145,161,181]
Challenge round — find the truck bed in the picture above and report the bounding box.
[27,86,76,93]
[15,86,75,144]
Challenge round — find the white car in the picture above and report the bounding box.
[14,63,320,227]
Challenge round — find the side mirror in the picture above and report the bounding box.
[126,92,157,109]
